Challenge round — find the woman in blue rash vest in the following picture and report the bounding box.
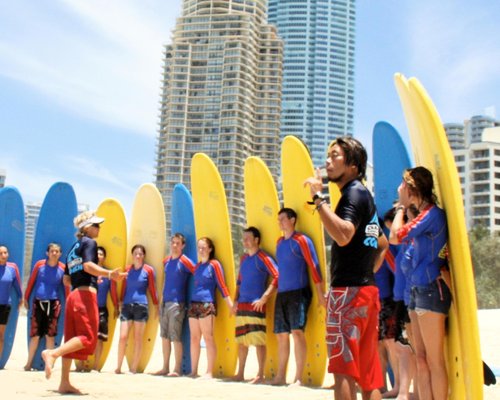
[389,167,451,400]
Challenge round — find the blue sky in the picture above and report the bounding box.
[1,0,499,215]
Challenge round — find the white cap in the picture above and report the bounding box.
[78,215,105,229]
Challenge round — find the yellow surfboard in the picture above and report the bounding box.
[125,183,166,373]
[81,198,127,371]
[243,156,281,380]
[394,74,483,399]
[191,153,236,378]
[281,135,327,387]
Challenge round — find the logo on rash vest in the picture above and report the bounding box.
[363,214,380,249]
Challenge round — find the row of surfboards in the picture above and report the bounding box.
[0,75,483,397]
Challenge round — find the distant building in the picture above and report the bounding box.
[0,169,5,188]
[268,0,356,167]
[25,202,42,247]
[454,126,500,233]
[467,115,498,145]
[155,0,283,231]
[444,123,465,150]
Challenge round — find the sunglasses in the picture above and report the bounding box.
[91,223,101,228]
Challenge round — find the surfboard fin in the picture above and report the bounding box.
[483,360,497,386]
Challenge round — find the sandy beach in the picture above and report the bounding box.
[0,310,499,399]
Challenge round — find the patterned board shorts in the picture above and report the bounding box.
[30,299,61,337]
[187,301,216,319]
[235,302,266,346]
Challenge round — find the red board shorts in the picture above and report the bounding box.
[326,286,383,391]
[63,289,98,360]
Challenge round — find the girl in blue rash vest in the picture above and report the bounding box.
[24,243,67,371]
[0,245,22,361]
[389,167,451,400]
[188,237,233,379]
[115,244,159,374]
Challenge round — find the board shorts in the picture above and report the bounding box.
[378,297,398,341]
[235,302,266,346]
[160,302,185,341]
[0,304,11,325]
[97,306,109,341]
[408,278,451,315]
[394,300,411,346]
[326,286,383,391]
[30,299,61,337]
[274,286,312,333]
[120,303,149,322]
[64,289,99,360]
[188,301,216,319]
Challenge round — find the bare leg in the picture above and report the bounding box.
[395,343,414,400]
[409,311,432,400]
[272,333,289,385]
[154,337,171,375]
[188,318,201,377]
[115,320,130,374]
[291,329,306,385]
[234,344,249,381]
[382,339,400,397]
[170,340,183,376]
[250,345,266,384]
[199,315,215,378]
[334,373,357,400]
[58,357,82,394]
[24,336,40,370]
[130,321,146,373]
[0,324,6,357]
[41,336,84,380]
[92,340,103,371]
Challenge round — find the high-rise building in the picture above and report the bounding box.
[466,115,498,145]
[453,125,500,233]
[0,169,6,188]
[155,0,283,231]
[444,122,465,150]
[268,0,356,167]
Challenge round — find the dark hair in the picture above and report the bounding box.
[244,226,261,244]
[383,207,397,223]
[278,207,297,221]
[403,167,437,205]
[331,136,367,180]
[46,243,62,252]
[131,244,146,256]
[172,233,186,244]
[97,246,107,257]
[198,237,215,260]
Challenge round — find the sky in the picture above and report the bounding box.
[1,0,499,216]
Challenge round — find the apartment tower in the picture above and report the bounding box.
[155,0,283,231]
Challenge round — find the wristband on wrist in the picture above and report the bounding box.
[396,205,405,213]
[308,191,325,205]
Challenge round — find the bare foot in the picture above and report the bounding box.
[271,376,286,386]
[23,365,32,371]
[167,371,180,377]
[382,388,399,398]
[288,380,302,387]
[41,350,55,380]
[114,368,122,374]
[249,375,264,384]
[153,369,169,376]
[231,374,244,382]
[58,382,82,395]
[187,373,199,378]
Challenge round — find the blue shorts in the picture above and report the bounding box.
[120,303,149,322]
[409,278,451,315]
[273,287,312,333]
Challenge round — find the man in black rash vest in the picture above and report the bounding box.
[42,211,126,394]
[304,136,388,400]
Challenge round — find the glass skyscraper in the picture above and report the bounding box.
[155,0,283,231]
[268,0,356,167]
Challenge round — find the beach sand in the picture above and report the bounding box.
[0,310,498,399]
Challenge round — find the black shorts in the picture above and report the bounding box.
[378,297,398,340]
[98,306,109,341]
[30,299,62,337]
[0,304,11,325]
[274,287,312,333]
[120,303,149,322]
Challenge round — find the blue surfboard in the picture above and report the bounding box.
[0,186,25,369]
[171,183,197,375]
[27,182,77,370]
[373,121,412,218]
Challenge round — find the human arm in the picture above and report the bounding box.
[252,252,279,312]
[146,265,160,318]
[231,285,240,316]
[24,261,42,309]
[373,233,389,273]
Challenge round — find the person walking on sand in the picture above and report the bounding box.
[41,211,126,394]
[230,227,278,384]
[271,208,326,386]
[154,233,195,377]
[304,136,388,400]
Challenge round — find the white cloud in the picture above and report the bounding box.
[0,0,180,136]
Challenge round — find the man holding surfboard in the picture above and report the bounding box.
[305,137,388,400]
[272,208,325,386]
